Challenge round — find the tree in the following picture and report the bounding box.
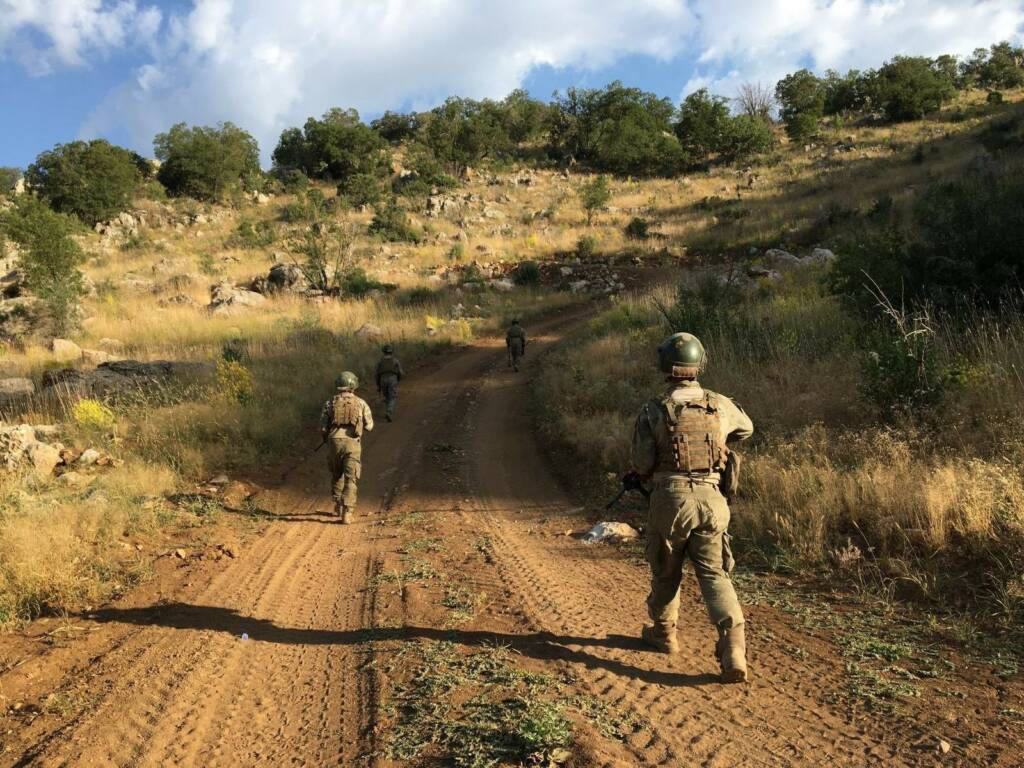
[675,88,732,163]
[719,114,776,163]
[577,175,611,225]
[549,82,686,176]
[961,42,1024,89]
[0,197,84,333]
[736,82,776,121]
[155,122,260,201]
[370,111,420,144]
[0,167,21,195]
[867,56,956,122]
[498,89,548,144]
[775,69,825,142]
[25,140,139,225]
[822,69,869,116]
[273,108,391,184]
[419,97,511,176]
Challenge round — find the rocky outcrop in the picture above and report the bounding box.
[0,378,34,410]
[42,360,215,397]
[209,281,266,315]
[0,424,64,477]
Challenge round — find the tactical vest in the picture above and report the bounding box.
[331,392,364,438]
[656,393,728,475]
[378,356,400,376]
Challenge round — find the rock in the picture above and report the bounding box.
[59,471,94,489]
[0,425,40,469]
[569,280,590,293]
[0,378,34,408]
[764,249,802,269]
[77,448,102,466]
[51,338,82,361]
[354,323,385,342]
[482,207,505,220]
[489,278,515,292]
[41,360,215,398]
[82,349,118,365]
[27,442,61,477]
[939,739,951,755]
[583,522,639,543]
[251,192,271,205]
[209,474,230,486]
[209,281,266,315]
[809,247,837,265]
[221,480,250,508]
[559,266,574,276]
[266,263,305,293]
[747,265,783,281]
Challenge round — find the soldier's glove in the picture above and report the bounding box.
[622,471,650,498]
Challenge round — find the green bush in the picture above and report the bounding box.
[512,260,541,286]
[228,219,276,249]
[867,56,956,122]
[369,200,422,243]
[340,266,384,296]
[987,90,1005,105]
[370,111,420,144]
[0,167,20,196]
[338,172,384,208]
[277,168,309,194]
[154,122,260,201]
[25,140,140,225]
[575,235,597,260]
[624,217,650,240]
[420,97,512,176]
[675,88,731,163]
[719,114,776,163]
[775,69,825,142]
[577,175,611,225]
[0,197,85,333]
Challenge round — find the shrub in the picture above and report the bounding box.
[277,168,309,194]
[340,267,385,297]
[0,197,84,333]
[675,88,731,163]
[987,90,1005,105]
[512,260,541,286]
[866,56,956,122]
[370,111,420,144]
[228,219,276,249]
[575,235,597,260]
[273,108,391,188]
[369,200,422,243]
[154,122,260,201]
[775,69,825,142]
[215,359,254,405]
[577,175,611,225]
[624,217,650,240]
[338,172,384,208]
[25,140,140,225]
[719,114,775,163]
[71,398,116,431]
[0,167,21,196]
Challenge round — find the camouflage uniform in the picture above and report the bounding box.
[375,353,405,421]
[631,379,753,670]
[320,389,374,520]
[505,322,527,372]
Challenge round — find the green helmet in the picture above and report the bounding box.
[335,371,359,390]
[657,333,706,378]
[382,343,394,355]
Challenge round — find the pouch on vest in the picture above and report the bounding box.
[378,357,399,376]
[660,394,727,474]
[721,449,741,500]
[331,393,363,438]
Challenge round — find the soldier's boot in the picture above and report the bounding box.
[341,506,353,525]
[716,623,748,684]
[333,500,344,518]
[641,623,679,655]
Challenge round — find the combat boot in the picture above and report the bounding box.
[341,506,352,525]
[333,501,344,518]
[716,623,748,683]
[641,623,679,655]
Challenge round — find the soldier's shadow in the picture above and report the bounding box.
[83,602,718,688]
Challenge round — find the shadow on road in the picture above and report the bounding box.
[84,602,718,688]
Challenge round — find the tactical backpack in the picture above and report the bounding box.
[657,394,728,475]
[378,356,400,376]
[331,392,364,438]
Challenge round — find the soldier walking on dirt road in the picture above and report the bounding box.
[630,333,753,683]
[375,344,404,422]
[505,318,527,372]
[320,371,374,524]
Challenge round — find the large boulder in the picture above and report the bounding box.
[809,248,837,266]
[764,249,802,269]
[209,281,266,315]
[0,424,64,476]
[266,263,305,293]
[52,338,82,361]
[354,323,385,342]
[42,360,215,398]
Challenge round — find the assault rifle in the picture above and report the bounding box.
[605,471,650,509]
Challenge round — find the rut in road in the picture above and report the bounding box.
[6,309,977,767]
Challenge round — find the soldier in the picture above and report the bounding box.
[505,318,527,372]
[375,344,404,422]
[320,372,374,524]
[630,332,753,683]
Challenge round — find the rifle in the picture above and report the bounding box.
[314,436,328,452]
[605,471,650,509]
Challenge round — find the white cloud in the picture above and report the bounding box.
[4,0,1023,163]
[682,0,1024,102]
[78,0,696,162]
[0,0,160,74]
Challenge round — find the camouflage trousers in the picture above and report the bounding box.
[645,478,744,631]
[379,374,399,419]
[328,437,362,508]
[508,342,524,371]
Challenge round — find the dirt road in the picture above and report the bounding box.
[2,313,1021,767]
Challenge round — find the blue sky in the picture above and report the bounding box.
[2,0,1022,169]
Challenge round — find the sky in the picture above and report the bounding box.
[2,0,1023,168]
